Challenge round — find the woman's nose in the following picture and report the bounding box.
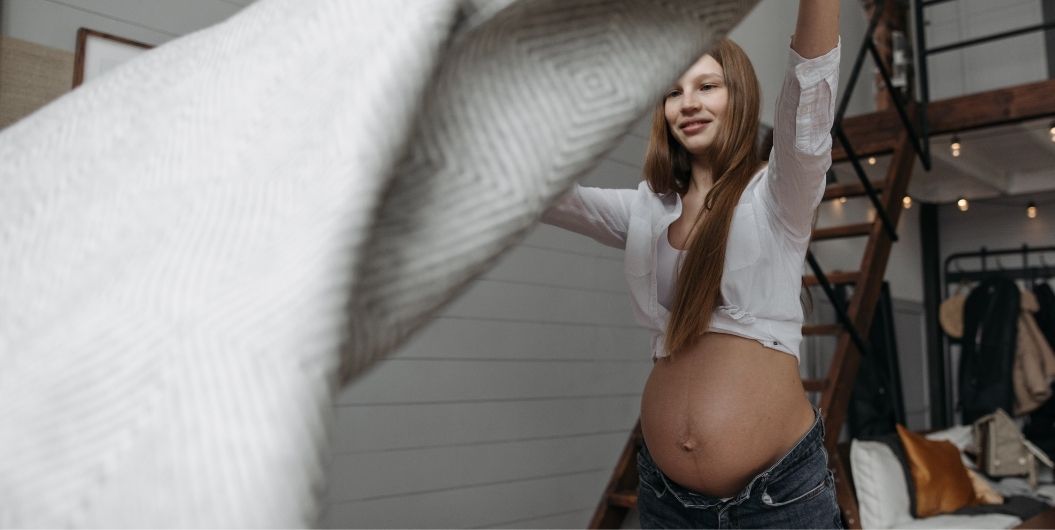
[680,94,702,113]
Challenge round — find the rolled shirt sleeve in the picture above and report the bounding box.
[759,38,841,241]
[540,184,637,249]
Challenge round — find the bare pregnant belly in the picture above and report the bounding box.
[640,332,816,498]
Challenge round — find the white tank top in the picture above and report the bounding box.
[657,225,686,310]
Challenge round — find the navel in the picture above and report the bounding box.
[679,437,698,452]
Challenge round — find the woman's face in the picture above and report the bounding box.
[664,54,728,156]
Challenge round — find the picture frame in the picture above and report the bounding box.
[72,28,153,88]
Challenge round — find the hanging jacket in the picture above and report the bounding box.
[1033,283,1055,350]
[960,276,1020,424]
[1025,283,1055,458]
[1014,290,1055,415]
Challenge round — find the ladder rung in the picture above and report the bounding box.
[822,180,887,201]
[832,140,897,162]
[802,378,828,392]
[608,491,638,508]
[812,223,872,242]
[803,324,841,336]
[803,271,860,287]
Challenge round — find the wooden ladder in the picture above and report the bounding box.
[587,130,918,529]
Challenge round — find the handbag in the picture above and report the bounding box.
[972,408,1054,488]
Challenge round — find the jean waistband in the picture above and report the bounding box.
[638,404,825,509]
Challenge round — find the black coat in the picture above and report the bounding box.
[1033,283,1055,351]
[959,276,1020,424]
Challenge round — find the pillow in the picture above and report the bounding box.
[897,424,980,518]
[850,439,914,529]
[967,469,1005,505]
[923,424,978,470]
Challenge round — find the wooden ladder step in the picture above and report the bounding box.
[832,139,898,162]
[812,223,872,242]
[822,180,887,201]
[803,271,860,287]
[608,491,638,508]
[802,378,828,392]
[803,324,841,336]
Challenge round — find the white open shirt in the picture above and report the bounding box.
[541,40,841,362]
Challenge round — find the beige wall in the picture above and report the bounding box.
[0,36,73,129]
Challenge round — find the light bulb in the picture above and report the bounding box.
[1028,202,1037,219]
[867,156,877,165]
[951,135,961,157]
[903,196,912,209]
[839,196,848,204]
[957,197,968,212]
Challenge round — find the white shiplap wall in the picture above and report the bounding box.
[2,0,884,528]
[325,149,653,528]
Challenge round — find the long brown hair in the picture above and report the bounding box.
[643,39,763,358]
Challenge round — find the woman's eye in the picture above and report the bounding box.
[701,84,717,91]
[666,90,681,98]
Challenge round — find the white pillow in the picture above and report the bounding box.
[924,424,973,447]
[925,425,978,470]
[851,440,914,529]
[895,513,1022,529]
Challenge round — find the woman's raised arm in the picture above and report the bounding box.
[792,0,840,59]
[756,0,841,241]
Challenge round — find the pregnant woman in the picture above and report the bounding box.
[540,1,843,527]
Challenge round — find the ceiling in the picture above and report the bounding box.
[831,116,1055,204]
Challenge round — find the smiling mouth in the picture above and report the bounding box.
[680,120,710,134]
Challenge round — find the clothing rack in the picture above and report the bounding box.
[940,244,1055,426]
[944,244,1055,297]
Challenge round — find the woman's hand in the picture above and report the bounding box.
[791,0,840,59]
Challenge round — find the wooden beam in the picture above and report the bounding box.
[802,378,828,392]
[803,270,860,287]
[812,223,872,242]
[832,78,1055,159]
[822,181,887,201]
[803,324,842,336]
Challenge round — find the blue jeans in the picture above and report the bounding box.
[636,406,844,529]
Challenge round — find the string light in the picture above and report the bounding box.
[839,196,848,204]
[867,156,877,165]
[1050,121,1055,143]
[950,135,961,157]
[957,197,968,212]
[1028,201,1037,219]
[902,196,912,209]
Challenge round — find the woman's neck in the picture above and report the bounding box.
[685,158,714,204]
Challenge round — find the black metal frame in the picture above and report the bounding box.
[944,244,1055,297]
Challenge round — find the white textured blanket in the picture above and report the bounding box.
[0,0,755,526]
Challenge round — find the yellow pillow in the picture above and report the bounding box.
[967,468,1004,505]
[896,424,980,518]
